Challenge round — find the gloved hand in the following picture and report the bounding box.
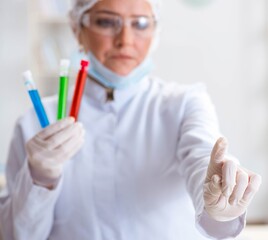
[26,117,85,189]
[203,137,262,222]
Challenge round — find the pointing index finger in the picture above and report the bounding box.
[210,137,228,164]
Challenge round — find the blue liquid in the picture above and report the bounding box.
[29,90,50,128]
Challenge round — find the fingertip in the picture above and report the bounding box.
[60,117,75,125]
[205,174,222,198]
[255,174,262,185]
[212,174,221,184]
[251,174,262,190]
[68,117,75,123]
[73,122,85,138]
[223,186,232,198]
[217,137,228,147]
[75,121,84,129]
[211,138,228,164]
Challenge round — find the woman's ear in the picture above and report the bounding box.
[71,24,85,52]
[78,30,88,53]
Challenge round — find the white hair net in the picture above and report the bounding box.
[69,0,162,36]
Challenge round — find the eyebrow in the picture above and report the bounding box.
[94,10,152,18]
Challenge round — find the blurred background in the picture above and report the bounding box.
[0,0,267,234]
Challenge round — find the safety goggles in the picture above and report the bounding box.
[81,12,157,38]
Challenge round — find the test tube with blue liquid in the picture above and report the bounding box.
[22,71,50,128]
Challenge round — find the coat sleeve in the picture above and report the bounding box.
[0,120,63,240]
[175,84,246,239]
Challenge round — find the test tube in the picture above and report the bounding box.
[57,59,70,120]
[22,71,50,128]
[69,60,89,121]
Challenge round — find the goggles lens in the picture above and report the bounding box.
[82,12,157,38]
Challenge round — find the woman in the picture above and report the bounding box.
[0,0,261,239]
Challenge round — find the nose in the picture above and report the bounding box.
[114,25,134,48]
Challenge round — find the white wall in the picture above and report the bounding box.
[157,0,268,221]
[152,0,268,222]
[0,0,31,170]
[0,0,267,222]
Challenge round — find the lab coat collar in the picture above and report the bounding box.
[83,75,150,111]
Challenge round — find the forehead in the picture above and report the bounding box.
[91,0,153,16]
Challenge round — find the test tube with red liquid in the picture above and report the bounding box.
[69,60,89,120]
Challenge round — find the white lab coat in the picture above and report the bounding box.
[0,76,245,240]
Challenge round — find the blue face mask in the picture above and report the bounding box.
[87,52,153,90]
